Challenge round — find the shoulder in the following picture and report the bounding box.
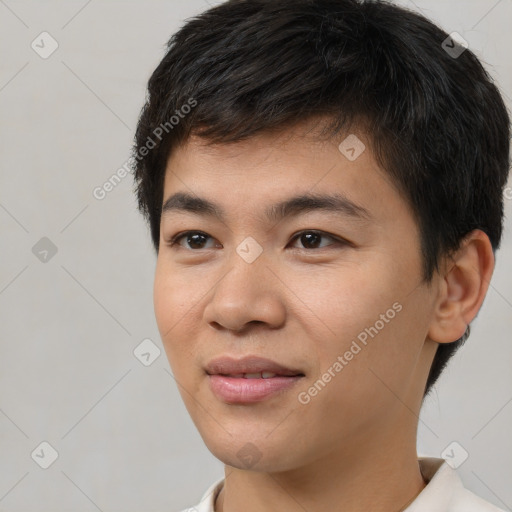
[450,486,507,512]
[412,457,506,512]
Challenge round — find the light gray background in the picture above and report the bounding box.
[0,1,511,511]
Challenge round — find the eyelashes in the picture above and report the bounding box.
[168,231,220,250]
[167,230,349,251]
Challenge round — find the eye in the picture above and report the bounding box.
[166,229,347,251]
[168,231,220,250]
[288,230,344,250]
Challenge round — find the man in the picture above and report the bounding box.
[131,0,510,510]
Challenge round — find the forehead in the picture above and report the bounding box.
[164,118,420,231]
[162,123,398,216]
[169,123,334,173]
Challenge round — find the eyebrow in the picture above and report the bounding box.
[161,191,371,224]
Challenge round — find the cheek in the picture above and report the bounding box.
[153,259,204,327]
[328,291,431,411]
[292,264,399,348]
[153,263,202,369]
[295,262,423,391]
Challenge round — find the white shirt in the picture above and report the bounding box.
[179,457,506,512]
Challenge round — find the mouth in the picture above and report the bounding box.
[207,374,305,403]
[205,355,305,378]
[205,355,306,403]
[215,372,305,379]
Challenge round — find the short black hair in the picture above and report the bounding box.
[132,0,511,398]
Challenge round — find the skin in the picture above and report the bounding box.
[153,120,494,512]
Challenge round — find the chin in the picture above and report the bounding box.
[201,429,303,473]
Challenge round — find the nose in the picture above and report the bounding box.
[202,248,286,333]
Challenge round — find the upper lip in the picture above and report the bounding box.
[205,355,305,376]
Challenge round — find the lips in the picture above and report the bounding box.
[205,355,305,378]
[223,372,282,379]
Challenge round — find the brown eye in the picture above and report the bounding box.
[289,230,342,250]
[169,231,219,250]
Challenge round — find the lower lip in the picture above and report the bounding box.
[207,374,304,403]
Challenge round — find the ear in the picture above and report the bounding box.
[428,230,495,344]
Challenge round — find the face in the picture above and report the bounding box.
[154,122,440,473]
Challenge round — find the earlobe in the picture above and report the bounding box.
[427,230,495,344]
